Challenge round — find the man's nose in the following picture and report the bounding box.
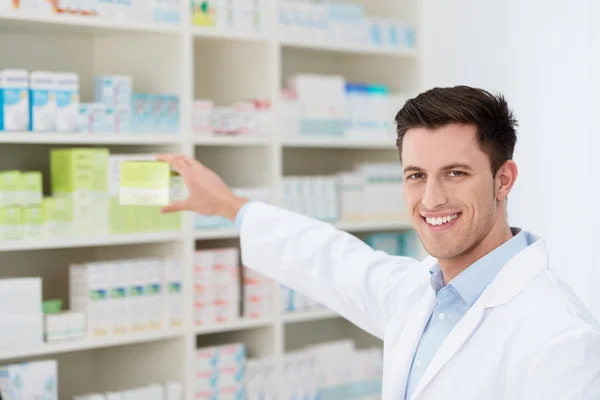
[421,180,447,210]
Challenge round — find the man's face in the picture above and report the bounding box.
[401,124,499,260]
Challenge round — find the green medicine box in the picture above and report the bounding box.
[0,206,22,240]
[50,148,109,194]
[18,171,43,206]
[42,197,74,237]
[119,161,172,206]
[22,206,42,238]
[0,171,20,207]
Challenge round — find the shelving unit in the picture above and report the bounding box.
[0,0,421,398]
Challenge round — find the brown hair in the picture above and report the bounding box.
[395,86,518,175]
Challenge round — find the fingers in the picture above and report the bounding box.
[157,154,207,175]
[160,199,190,214]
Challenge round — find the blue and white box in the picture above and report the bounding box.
[150,94,166,132]
[0,360,57,400]
[55,73,80,133]
[29,71,56,132]
[95,75,132,106]
[131,93,151,133]
[164,94,180,133]
[0,70,29,132]
[114,104,131,133]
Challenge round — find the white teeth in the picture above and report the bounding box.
[425,214,458,226]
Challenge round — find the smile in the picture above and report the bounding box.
[424,213,459,226]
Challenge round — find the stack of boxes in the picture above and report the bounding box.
[281,175,339,222]
[245,357,277,400]
[0,278,44,348]
[0,360,57,400]
[195,343,246,399]
[50,148,110,237]
[242,267,273,320]
[191,0,266,34]
[91,75,132,134]
[0,170,43,240]
[364,231,421,259]
[8,1,181,25]
[193,248,240,326]
[74,381,182,400]
[191,98,271,137]
[279,1,415,49]
[0,69,80,133]
[69,257,183,339]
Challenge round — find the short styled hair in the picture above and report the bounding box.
[395,86,518,175]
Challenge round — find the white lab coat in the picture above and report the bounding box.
[239,202,600,400]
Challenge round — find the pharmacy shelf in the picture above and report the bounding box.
[0,328,184,362]
[282,136,397,149]
[334,219,413,233]
[192,135,272,147]
[191,27,270,43]
[280,37,418,57]
[195,318,274,335]
[283,309,340,324]
[0,133,182,145]
[0,10,182,35]
[0,232,184,252]
[194,228,239,240]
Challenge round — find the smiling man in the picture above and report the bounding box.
[158,86,600,399]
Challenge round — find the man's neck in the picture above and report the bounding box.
[439,223,514,285]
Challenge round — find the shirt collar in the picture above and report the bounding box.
[429,228,528,306]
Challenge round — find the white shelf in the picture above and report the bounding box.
[193,135,272,147]
[0,10,182,35]
[280,37,417,57]
[282,136,397,149]
[0,232,184,252]
[0,329,184,361]
[194,228,239,240]
[191,26,270,43]
[0,133,182,145]
[195,318,273,335]
[334,220,413,233]
[283,309,339,324]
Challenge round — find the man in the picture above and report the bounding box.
[159,86,600,399]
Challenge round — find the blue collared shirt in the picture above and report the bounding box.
[405,229,528,399]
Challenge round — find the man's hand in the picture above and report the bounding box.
[156,154,248,221]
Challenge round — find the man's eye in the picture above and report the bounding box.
[408,173,425,180]
[449,171,465,177]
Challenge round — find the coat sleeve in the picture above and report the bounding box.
[239,202,431,340]
[520,328,600,399]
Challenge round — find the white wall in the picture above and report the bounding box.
[420,0,600,318]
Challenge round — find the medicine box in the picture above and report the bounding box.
[21,206,42,238]
[0,170,20,206]
[109,260,130,335]
[95,75,132,106]
[128,260,149,332]
[29,71,56,132]
[165,257,183,328]
[41,196,74,237]
[118,160,171,206]
[70,262,111,337]
[0,360,57,400]
[0,206,21,240]
[18,171,43,206]
[131,93,151,133]
[55,72,80,132]
[0,69,29,132]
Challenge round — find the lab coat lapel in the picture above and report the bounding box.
[385,290,437,400]
[408,237,550,400]
[408,302,487,400]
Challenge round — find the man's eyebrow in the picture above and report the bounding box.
[403,166,423,174]
[402,163,474,174]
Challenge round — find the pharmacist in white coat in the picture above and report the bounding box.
[159,86,600,399]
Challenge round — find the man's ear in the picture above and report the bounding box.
[496,160,518,201]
